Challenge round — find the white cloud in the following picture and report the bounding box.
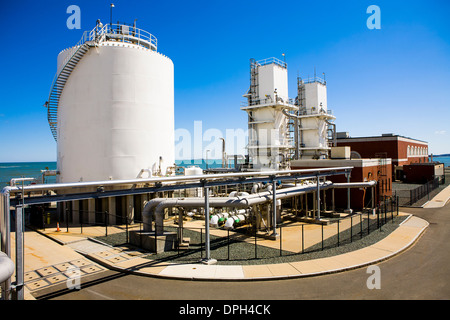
[434,130,447,135]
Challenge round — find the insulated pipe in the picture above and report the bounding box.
[2,167,354,194]
[272,179,277,236]
[142,180,375,234]
[150,197,252,234]
[251,183,260,194]
[10,177,35,186]
[0,252,14,284]
[0,188,11,300]
[332,181,377,188]
[325,120,337,147]
[144,182,334,235]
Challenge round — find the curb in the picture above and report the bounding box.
[81,215,429,282]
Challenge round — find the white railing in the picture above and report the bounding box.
[256,57,287,68]
[105,23,157,50]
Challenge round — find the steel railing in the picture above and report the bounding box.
[56,196,400,263]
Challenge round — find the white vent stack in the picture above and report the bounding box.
[47,22,174,183]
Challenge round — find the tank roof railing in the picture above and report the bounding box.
[104,23,157,51]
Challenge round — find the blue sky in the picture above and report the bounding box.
[0,0,449,162]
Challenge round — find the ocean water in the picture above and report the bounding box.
[1,156,448,188]
[431,156,450,168]
[0,160,227,188]
[0,162,57,187]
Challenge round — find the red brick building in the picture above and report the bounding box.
[335,133,428,180]
[291,159,392,210]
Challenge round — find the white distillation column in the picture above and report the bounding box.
[294,75,335,159]
[241,58,296,171]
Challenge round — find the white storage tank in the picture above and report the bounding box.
[184,166,203,197]
[184,166,203,176]
[53,23,174,182]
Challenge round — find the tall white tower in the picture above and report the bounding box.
[242,58,336,169]
[241,58,297,170]
[293,75,336,159]
[47,22,175,183]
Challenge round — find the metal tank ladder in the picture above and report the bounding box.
[46,25,107,141]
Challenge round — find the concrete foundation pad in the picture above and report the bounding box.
[129,231,177,253]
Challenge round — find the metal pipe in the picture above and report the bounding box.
[143,179,376,235]
[15,206,24,300]
[332,181,377,188]
[317,176,321,220]
[346,172,351,213]
[0,188,11,300]
[2,167,354,194]
[0,252,14,288]
[144,182,334,235]
[325,120,337,148]
[204,186,211,261]
[272,179,278,237]
[220,138,226,168]
[9,178,35,186]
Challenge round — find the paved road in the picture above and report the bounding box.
[45,202,450,301]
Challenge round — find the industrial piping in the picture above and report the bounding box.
[143,182,335,235]
[0,252,14,284]
[142,180,377,235]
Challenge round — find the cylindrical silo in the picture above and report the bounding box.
[55,23,174,183]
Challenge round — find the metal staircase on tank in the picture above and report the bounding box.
[46,24,108,141]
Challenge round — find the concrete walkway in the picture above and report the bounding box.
[423,184,450,208]
[86,215,428,281]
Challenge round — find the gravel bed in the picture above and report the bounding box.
[94,214,408,266]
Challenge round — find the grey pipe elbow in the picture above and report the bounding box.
[0,252,14,283]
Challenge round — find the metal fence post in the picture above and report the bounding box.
[66,208,69,232]
[301,224,304,254]
[227,229,230,260]
[377,206,380,230]
[337,220,340,247]
[15,206,24,300]
[105,211,108,237]
[204,185,211,261]
[350,216,353,242]
[396,195,399,216]
[280,224,283,257]
[126,215,129,244]
[360,213,363,239]
[254,226,257,259]
[154,221,158,254]
[321,224,324,250]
